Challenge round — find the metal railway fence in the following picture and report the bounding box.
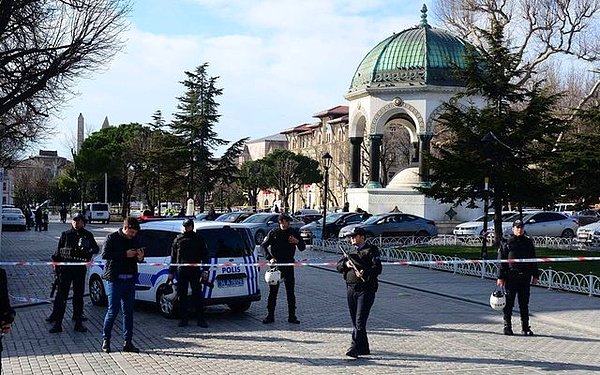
[312,235,600,297]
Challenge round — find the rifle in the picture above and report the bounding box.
[50,271,58,298]
[338,245,365,282]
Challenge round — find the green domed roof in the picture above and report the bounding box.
[349,6,471,91]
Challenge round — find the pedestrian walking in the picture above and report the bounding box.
[101,217,144,353]
[336,227,382,358]
[261,213,305,324]
[168,219,209,328]
[497,219,539,336]
[47,213,99,333]
[0,268,16,371]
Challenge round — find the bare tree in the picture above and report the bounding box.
[0,0,131,166]
[432,0,600,86]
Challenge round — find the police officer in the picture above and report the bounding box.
[168,219,209,328]
[48,213,99,333]
[261,213,305,324]
[336,227,382,358]
[497,219,539,336]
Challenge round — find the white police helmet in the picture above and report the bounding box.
[163,282,178,302]
[489,289,506,310]
[264,268,281,285]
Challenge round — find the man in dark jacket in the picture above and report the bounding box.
[261,213,305,324]
[0,268,16,366]
[167,219,209,328]
[497,219,539,336]
[101,217,144,353]
[48,213,99,333]
[336,227,382,358]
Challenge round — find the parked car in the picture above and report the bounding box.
[84,203,110,224]
[88,220,261,318]
[293,209,322,224]
[571,209,600,227]
[301,212,364,244]
[241,213,304,245]
[576,221,600,246]
[215,211,255,223]
[453,211,517,240]
[1,207,27,231]
[501,211,578,238]
[338,213,437,238]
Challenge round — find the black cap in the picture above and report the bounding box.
[512,219,524,228]
[346,227,367,237]
[72,213,85,221]
[278,213,292,222]
[182,218,194,227]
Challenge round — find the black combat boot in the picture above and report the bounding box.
[262,312,275,324]
[49,323,63,333]
[74,320,88,333]
[521,320,534,336]
[503,317,513,336]
[123,341,140,353]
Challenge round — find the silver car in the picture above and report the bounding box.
[338,213,437,238]
[241,213,304,245]
[502,211,578,238]
[453,211,517,240]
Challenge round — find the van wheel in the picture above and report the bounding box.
[156,284,178,319]
[228,301,251,313]
[89,276,107,306]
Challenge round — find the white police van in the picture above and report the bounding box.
[88,220,261,318]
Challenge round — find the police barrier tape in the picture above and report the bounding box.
[0,256,599,268]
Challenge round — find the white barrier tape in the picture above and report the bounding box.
[0,256,599,267]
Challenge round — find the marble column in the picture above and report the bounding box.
[349,137,363,188]
[366,134,383,188]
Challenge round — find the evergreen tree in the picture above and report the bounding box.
[170,63,246,211]
[550,106,600,206]
[418,16,566,244]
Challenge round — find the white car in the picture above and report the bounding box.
[1,207,27,231]
[502,211,579,238]
[576,222,600,246]
[88,220,261,318]
[453,211,517,240]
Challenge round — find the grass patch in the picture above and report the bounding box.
[410,245,600,277]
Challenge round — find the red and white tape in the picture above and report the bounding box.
[0,256,599,267]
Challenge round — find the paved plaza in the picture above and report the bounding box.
[1,221,600,374]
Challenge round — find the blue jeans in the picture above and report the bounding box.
[102,279,135,342]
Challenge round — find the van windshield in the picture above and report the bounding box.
[199,227,253,258]
[91,204,109,211]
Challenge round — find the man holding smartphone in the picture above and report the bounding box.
[100,217,144,353]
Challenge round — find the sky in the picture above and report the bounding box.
[38,0,432,159]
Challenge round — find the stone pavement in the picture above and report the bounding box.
[1,222,600,374]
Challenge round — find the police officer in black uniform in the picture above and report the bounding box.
[168,219,209,328]
[48,213,99,333]
[497,219,539,336]
[336,227,382,358]
[261,213,306,324]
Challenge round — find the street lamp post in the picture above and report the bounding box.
[321,152,332,240]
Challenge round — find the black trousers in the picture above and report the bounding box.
[177,268,204,320]
[347,284,376,352]
[503,276,531,326]
[266,266,296,316]
[51,266,87,323]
